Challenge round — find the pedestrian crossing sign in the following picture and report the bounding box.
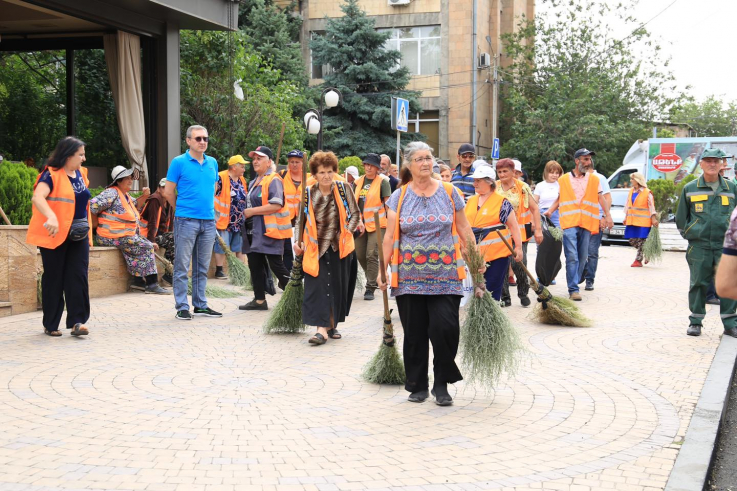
[391,97,410,132]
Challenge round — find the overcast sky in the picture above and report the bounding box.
[538,0,737,102]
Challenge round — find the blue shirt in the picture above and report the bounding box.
[166,150,219,220]
[450,164,475,201]
[38,169,90,220]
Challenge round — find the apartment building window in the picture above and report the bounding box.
[380,26,441,76]
[409,111,440,150]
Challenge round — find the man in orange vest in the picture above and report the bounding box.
[545,149,613,301]
[213,155,248,279]
[355,153,391,301]
[141,178,175,284]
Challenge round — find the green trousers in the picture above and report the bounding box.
[686,244,737,329]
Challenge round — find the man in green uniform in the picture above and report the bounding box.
[676,148,737,337]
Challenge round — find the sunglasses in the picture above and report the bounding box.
[190,136,209,142]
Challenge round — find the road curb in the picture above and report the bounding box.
[665,335,737,491]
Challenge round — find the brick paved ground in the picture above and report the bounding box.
[0,245,726,491]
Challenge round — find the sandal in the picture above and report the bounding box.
[327,328,342,339]
[44,329,62,337]
[70,323,89,336]
[308,332,327,345]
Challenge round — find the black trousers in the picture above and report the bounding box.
[247,252,290,301]
[39,238,90,331]
[283,238,294,273]
[396,294,463,393]
[502,241,530,302]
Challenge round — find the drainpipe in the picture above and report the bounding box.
[472,0,478,150]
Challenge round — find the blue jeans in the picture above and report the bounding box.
[584,232,602,284]
[563,227,591,293]
[173,217,216,311]
[214,229,243,254]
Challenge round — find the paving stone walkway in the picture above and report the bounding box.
[0,245,726,491]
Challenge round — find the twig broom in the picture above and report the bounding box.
[215,235,252,289]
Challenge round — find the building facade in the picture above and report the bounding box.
[279,0,534,161]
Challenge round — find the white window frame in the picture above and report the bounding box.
[380,26,441,76]
[408,112,440,132]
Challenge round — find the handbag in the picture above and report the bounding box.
[68,218,90,241]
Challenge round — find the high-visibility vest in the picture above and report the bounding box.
[214,170,247,230]
[26,167,92,249]
[280,170,311,221]
[465,193,512,262]
[625,188,652,227]
[355,175,388,232]
[558,172,600,233]
[390,182,466,288]
[139,201,161,239]
[255,172,292,240]
[96,186,140,239]
[497,178,532,242]
[302,182,356,277]
[306,173,345,187]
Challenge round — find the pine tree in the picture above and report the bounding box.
[309,0,423,157]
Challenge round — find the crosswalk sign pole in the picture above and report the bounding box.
[396,131,401,172]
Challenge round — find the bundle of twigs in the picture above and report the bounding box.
[643,224,663,264]
[362,214,405,385]
[216,235,252,289]
[495,231,592,327]
[154,253,240,299]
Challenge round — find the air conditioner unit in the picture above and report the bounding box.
[478,52,491,68]
[388,0,411,6]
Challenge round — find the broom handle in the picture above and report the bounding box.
[275,122,286,166]
[373,214,391,320]
[495,230,540,290]
[0,205,11,225]
[297,158,308,246]
[154,252,174,275]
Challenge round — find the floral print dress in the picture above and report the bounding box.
[90,187,157,278]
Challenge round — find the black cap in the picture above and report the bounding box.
[362,153,381,168]
[249,146,274,160]
[458,143,475,155]
[286,149,304,159]
[574,148,596,159]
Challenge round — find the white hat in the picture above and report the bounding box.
[159,178,167,187]
[512,159,522,172]
[111,165,134,182]
[471,165,496,180]
[345,166,359,179]
[472,159,488,169]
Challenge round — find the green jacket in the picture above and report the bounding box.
[675,175,736,248]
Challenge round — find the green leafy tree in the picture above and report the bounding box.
[647,179,675,219]
[309,0,423,157]
[180,30,305,167]
[0,161,38,225]
[499,0,684,180]
[338,155,361,174]
[669,96,737,137]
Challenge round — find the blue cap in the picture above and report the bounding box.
[574,148,596,159]
[287,150,304,159]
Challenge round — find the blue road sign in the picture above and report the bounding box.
[395,98,409,132]
[492,138,500,159]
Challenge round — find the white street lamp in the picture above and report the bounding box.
[324,89,340,109]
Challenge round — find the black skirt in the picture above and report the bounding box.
[303,248,356,328]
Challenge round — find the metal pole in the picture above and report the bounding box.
[471,0,478,148]
[317,94,325,151]
[396,131,401,170]
[492,56,498,144]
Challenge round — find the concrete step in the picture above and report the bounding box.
[660,223,688,252]
[0,302,12,318]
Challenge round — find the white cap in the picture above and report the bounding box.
[471,165,496,180]
[472,159,488,169]
[345,166,359,179]
[512,159,522,172]
[111,165,134,182]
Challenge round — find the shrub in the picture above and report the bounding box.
[647,179,676,220]
[0,162,38,225]
[673,174,698,214]
[338,156,362,175]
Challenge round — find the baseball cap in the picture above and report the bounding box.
[701,148,728,159]
[158,178,167,187]
[471,165,496,180]
[228,154,248,166]
[512,159,522,172]
[248,146,274,160]
[345,166,359,179]
[111,165,134,182]
[574,148,596,159]
[287,150,304,159]
[362,153,382,168]
[458,143,475,155]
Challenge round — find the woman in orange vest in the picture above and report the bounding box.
[293,151,360,345]
[624,172,659,267]
[213,155,248,279]
[465,165,523,301]
[27,137,92,337]
[377,142,477,406]
[90,166,170,295]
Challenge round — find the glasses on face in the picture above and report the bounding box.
[461,153,475,159]
[413,156,434,164]
[191,136,209,143]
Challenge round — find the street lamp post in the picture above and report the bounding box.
[304,87,342,151]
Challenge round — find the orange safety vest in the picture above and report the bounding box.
[355,175,388,232]
[625,188,652,227]
[255,172,292,239]
[302,182,356,277]
[139,195,172,238]
[497,179,532,242]
[465,193,512,262]
[214,170,247,230]
[280,170,311,221]
[96,187,141,239]
[558,172,600,234]
[26,167,92,249]
[390,182,466,288]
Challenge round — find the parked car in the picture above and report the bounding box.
[602,188,630,245]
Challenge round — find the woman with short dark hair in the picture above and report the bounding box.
[26,136,92,336]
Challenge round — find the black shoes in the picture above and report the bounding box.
[520,296,531,307]
[408,390,429,403]
[687,324,702,336]
[501,298,511,307]
[194,307,222,317]
[724,327,737,338]
[175,310,193,321]
[239,299,268,310]
[585,281,594,291]
[214,269,228,280]
[431,383,453,406]
[364,289,375,301]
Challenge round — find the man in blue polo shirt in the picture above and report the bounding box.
[163,125,223,321]
[450,143,477,201]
